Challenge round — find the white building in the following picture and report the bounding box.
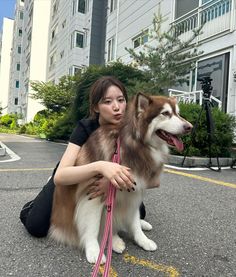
[1,0,236,122]
[7,0,24,116]
[21,0,52,122]
[0,18,14,114]
[105,0,236,116]
[47,0,107,83]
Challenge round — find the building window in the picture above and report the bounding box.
[19,11,24,20]
[17,46,21,54]
[50,53,56,67]
[52,1,59,18]
[60,50,64,59]
[132,30,148,49]
[78,0,86,13]
[72,0,76,15]
[71,32,85,48]
[16,80,20,88]
[107,37,115,62]
[196,53,229,112]
[62,19,66,28]
[175,0,198,19]
[110,0,117,13]
[76,32,84,48]
[18,28,22,37]
[69,65,81,76]
[51,25,58,44]
[16,63,20,71]
[14,98,18,105]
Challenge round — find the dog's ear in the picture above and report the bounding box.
[136,92,152,113]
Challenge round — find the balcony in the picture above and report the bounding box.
[171,0,234,42]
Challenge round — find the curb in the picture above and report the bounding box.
[0,147,6,157]
[169,154,233,167]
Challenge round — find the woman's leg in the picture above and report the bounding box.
[20,177,55,238]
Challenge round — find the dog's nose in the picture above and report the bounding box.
[184,123,193,133]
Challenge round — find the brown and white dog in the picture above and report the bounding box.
[50,93,192,264]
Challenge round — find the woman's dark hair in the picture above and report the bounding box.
[89,76,128,118]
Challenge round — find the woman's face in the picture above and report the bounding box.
[96,85,127,125]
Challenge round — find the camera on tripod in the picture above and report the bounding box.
[197,76,213,99]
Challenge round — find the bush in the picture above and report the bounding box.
[171,103,236,157]
[46,113,75,141]
[0,114,18,128]
[19,110,65,138]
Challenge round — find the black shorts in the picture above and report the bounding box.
[20,176,55,238]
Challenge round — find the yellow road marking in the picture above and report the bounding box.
[123,253,180,277]
[99,265,118,277]
[0,168,54,172]
[164,168,236,189]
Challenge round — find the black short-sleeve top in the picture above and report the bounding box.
[69,118,100,146]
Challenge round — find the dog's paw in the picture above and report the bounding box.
[112,235,126,254]
[135,236,157,251]
[86,248,106,264]
[140,219,153,231]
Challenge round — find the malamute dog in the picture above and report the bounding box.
[50,93,192,263]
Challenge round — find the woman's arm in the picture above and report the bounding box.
[54,142,135,190]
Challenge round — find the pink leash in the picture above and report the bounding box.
[91,138,121,277]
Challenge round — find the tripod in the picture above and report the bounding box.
[181,77,221,171]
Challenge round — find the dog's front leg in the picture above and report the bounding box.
[130,210,157,251]
[74,197,106,264]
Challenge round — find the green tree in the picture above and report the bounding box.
[30,75,78,112]
[126,14,203,93]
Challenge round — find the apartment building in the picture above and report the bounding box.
[7,0,24,116]
[1,0,51,122]
[0,18,14,114]
[105,0,236,116]
[1,0,235,122]
[47,0,107,83]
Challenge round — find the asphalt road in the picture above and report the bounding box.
[0,133,235,277]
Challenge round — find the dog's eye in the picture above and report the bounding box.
[161,111,171,117]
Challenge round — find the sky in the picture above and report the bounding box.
[0,0,16,31]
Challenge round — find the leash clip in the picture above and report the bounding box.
[106,204,112,212]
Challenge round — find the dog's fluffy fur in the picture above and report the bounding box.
[50,93,192,264]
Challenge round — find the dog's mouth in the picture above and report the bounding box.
[156,130,184,152]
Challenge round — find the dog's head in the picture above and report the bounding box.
[130,92,192,152]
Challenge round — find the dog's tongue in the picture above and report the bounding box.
[169,135,184,152]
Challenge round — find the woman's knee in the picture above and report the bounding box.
[25,220,49,238]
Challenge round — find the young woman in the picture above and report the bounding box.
[20,76,146,237]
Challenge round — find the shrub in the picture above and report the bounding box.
[171,103,236,157]
[0,114,18,128]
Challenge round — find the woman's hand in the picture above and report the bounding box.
[97,161,135,191]
[87,177,110,202]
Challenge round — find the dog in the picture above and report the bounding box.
[50,93,192,264]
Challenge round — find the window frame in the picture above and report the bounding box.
[71,31,85,48]
[132,30,149,49]
[110,0,117,13]
[107,37,115,62]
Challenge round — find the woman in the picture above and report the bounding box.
[20,76,146,237]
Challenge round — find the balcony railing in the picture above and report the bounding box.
[171,0,233,42]
[168,89,222,109]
